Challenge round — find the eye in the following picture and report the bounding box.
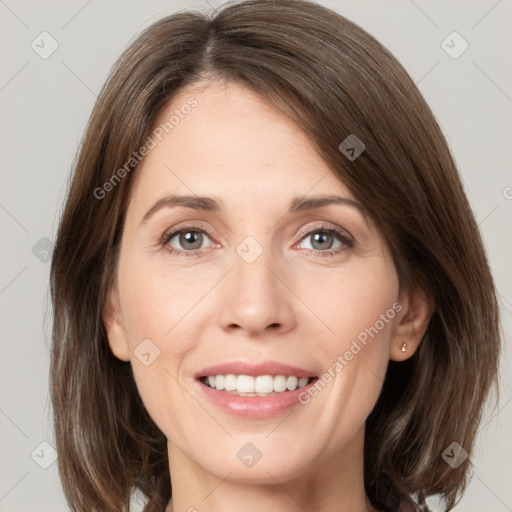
[159,224,215,257]
[295,224,353,256]
[157,223,353,258]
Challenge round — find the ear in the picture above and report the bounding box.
[389,284,434,362]
[103,285,131,362]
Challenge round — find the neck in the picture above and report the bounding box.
[165,426,376,512]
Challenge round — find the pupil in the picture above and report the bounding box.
[312,232,332,250]
[181,231,202,250]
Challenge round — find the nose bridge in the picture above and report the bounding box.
[233,234,280,307]
[236,243,276,298]
[217,233,295,335]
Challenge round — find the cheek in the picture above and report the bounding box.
[299,255,399,351]
[298,259,398,425]
[117,250,205,344]
[115,255,210,439]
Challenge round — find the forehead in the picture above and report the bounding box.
[128,80,355,216]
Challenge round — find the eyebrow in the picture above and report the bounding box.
[140,194,365,225]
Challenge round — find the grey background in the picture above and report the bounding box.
[1,0,511,511]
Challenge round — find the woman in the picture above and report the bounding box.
[49,1,501,511]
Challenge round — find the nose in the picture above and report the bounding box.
[217,244,296,337]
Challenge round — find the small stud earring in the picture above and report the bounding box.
[401,342,407,352]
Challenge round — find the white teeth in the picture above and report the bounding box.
[273,375,287,392]
[297,377,309,388]
[224,374,237,391]
[202,374,313,395]
[255,375,274,393]
[286,376,298,391]
[237,375,255,393]
[215,375,224,390]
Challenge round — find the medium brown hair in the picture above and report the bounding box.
[49,1,501,511]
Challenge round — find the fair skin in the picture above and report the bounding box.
[104,80,432,512]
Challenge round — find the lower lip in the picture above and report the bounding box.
[195,378,318,419]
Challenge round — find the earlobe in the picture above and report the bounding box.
[390,285,434,362]
[390,337,416,361]
[103,287,131,362]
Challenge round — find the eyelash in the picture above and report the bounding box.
[157,223,354,258]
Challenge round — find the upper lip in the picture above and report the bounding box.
[195,361,317,379]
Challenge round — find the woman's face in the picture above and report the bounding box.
[106,80,406,485]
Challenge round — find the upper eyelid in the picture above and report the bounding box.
[296,223,352,240]
[163,222,215,241]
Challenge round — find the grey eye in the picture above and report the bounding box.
[169,230,210,251]
[299,231,342,251]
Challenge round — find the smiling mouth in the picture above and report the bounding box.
[199,374,318,397]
